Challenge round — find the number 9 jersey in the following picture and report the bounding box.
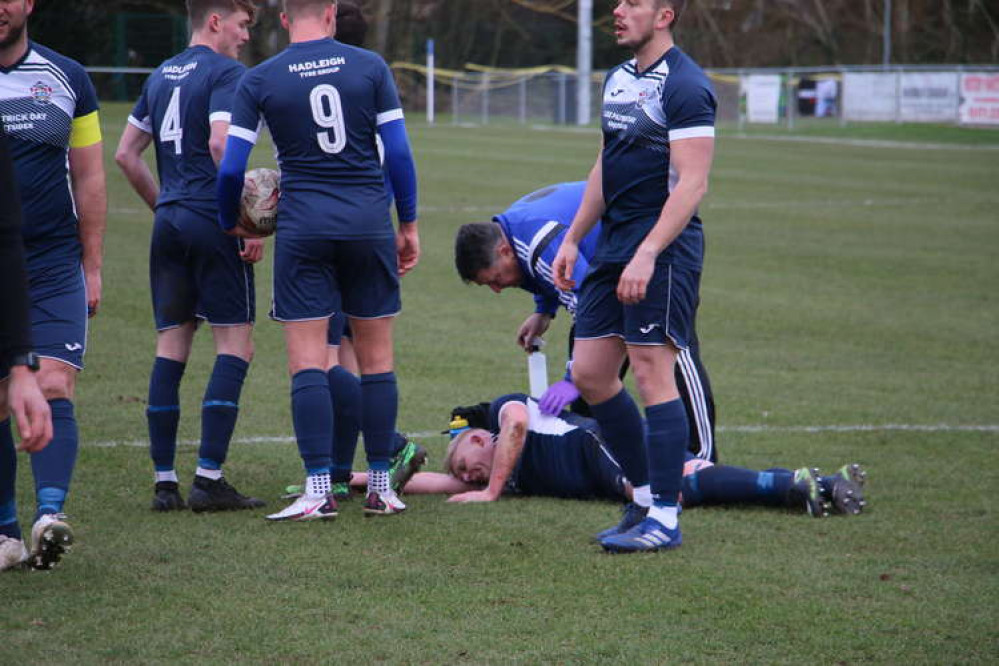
[228,37,402,241]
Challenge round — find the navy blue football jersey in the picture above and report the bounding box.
[0,42,100,263]
[129,45,244,210]
[599,46,715,268]
[494,182,601,316]
[488,393,622,500]
[229,38,402,240]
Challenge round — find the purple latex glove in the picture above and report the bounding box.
[538,380,580,415]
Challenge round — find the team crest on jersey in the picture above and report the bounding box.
[30,81,53,105]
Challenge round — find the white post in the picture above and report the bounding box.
[786,72,795,130]
[426,38,435,125]
[883,0,892,68]
[558,72,567,125]
[576,0,593,126]
[481,72,490,126]
[519,76,527,124]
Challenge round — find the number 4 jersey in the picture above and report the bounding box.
[228,37,402,241]
[129,45,244,212]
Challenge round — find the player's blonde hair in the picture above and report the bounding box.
[442,429,477,477]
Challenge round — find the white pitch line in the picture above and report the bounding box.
[84,424,999,449]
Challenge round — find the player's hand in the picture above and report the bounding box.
[516,313,553,351]
[240,238,265,264]
[552,241,578,291]
[397,221,420,277]
[84,267,102,317]
[226,214,268,239]
[447,489,499,503]
[617,250,656,304]
[7,367,53,453]
[538,380,580,416]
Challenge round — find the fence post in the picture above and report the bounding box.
[895,67,903,124]
[737,69,745,132]
[839,68,848,127]
[426,39,435,125]
[786,70,795,130]
[481,72,490,126]
[519,76,527,124]
[557,72,566,125]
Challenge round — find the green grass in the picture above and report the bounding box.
[3,105,998,663]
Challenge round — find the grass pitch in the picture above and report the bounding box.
[3,106,998,663]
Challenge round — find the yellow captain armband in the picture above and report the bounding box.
[69,111,102,148]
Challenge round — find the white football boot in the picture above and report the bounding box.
[362,489,407,516]
[265,493,338,522]
[29,513,74,570]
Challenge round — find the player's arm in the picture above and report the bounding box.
[553,147,604,292]
[114,122,158,211]
[209,118,264,260]
[208,120,229,167]
[616,136,714,304]
[69,111,107,318]
[449,402,528,503]
[378,117,420,276]
[350,471,478,494]
[0,127,53,453]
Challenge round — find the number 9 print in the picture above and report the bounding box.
[309,84,346,154]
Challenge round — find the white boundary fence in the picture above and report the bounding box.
[725,65,999,129]
[86,63,999,128]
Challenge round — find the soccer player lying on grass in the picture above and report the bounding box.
[348,394,866,535]
[455,181,717,463]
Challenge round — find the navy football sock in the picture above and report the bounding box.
[291,369,333,474]
[589,389,649,488]
[682,465,795,507]
[390,432,408,456]
[147,357,185,472]
[645,399,688,508]
[0,419,20,539]
[198,354,249,470]
[360,372,397,472]
[30,399,78,517]
[328,365,361,482]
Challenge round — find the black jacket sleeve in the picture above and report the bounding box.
[0,124,32,365]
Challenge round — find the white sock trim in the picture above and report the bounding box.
[648,505,679,530]
[632,485,653,508]
[196,467,223,481]
[155,470,179,483]
[368,469,390,494]
[305,473,331,497]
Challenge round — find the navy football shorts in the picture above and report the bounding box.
[150,203,255,330]
[272,236,400,322]
[574,260,700,349]
[0,260,87,378]
[326,312,354,347]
